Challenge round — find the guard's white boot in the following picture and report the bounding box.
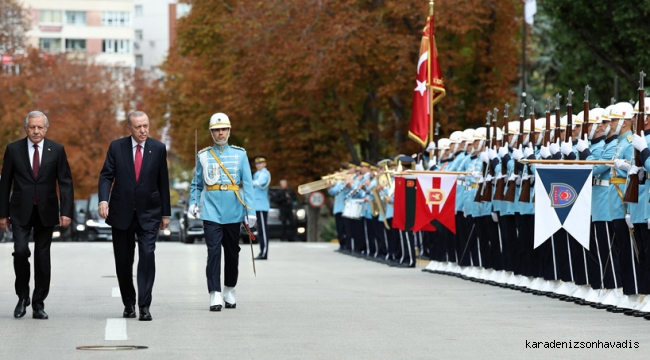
[224,286,237,309]
[209,291,223,311]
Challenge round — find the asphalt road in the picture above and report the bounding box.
[0,241,647,359]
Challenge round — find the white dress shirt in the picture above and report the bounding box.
[27,138,44,168]
[131,137,145,160]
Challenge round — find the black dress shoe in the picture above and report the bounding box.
[210,305,222,312]
[633,311,648,317]
[14,298,30,318]
[255,256,267,260]
[225,302,236,309]
[139,306,152,321]
[123,306,136,318]
[33,309,48,320]
[610,307,627,313]
[593,303,610,309]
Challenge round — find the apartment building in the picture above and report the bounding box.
[21,0,135,68]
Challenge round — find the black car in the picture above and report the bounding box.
[240,186,308,243]
[180,202,205,244]
[83,193,112,241]
[159,206,183,241]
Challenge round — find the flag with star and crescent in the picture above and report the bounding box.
[408,14,446,147]
[534,164,593,249]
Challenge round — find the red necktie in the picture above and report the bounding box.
[33,144,39,204]
[135,144,142,182]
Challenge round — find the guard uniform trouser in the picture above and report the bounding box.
[499,214,517,273]
[461,216,477,267]
[515,214,534,277]
[204,221,240,293]
[374,218,388,259]
[12,205,54,310]
[474,216,493,269]
[335,213,348,250]
[615,219,642,295]
[363,217,377,257]
[590,221,621,289]
[256,211,269,258]
[554,229,573,282]
[635,223,650,294]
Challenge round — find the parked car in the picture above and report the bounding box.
[71,199,88,241]
[180,201,205,244]
[84,193,112,241]
[159,206,183,241]
[240,186,307,243]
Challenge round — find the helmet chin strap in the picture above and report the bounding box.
[523,133,530,146]
[212,128,231,145]
[613,119,624,136]
[535,133,543,146]
[549,129,555,143]
[509,134,517,148]
[603,124,611,137]
[588,123,598,140]
[452,143,459,153]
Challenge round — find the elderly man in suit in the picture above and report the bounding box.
[0,110,74,320]
[98,111,171,321]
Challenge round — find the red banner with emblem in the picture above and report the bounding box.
[412,173,457,233]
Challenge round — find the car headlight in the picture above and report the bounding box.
[297,227,306,234]
[163,229,171,236]
[52,231,61,238]
[296,209,306,220]
[86,219,100,227]
[76,224,85,232]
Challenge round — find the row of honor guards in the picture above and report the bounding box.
[327,95,650,320]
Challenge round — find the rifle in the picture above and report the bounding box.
[623,71,646,203]
[554,93,562,143]
[493,103,509,201]
[582,85,591,140]
[519,99,535,203]
[565,89,574,143]
[544,97,551,145]
[504,103,526,202]
[481,108,498,202]
[475,111,491,202]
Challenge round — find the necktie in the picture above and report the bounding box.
[135,144,142,182]
[33,144,39,178]
[33,144,39,204]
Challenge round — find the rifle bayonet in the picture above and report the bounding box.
[504,103,510,118]
[567,89,574,106]
[584,85,591,103]
[546,97,551,113]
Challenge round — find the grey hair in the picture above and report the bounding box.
[127,111,148,126]
[24,111,49,128]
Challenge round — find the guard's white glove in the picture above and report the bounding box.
[471,171,482,179]
[614,159,631,172]
[515,175,522,186]
[496,173,505,180]
[647,218,650,230]
[523,143,535,158]
[508,173,517,182]
[512,145,523,161]
[252,180,260,187]
[491,212,498,223]
[549,139,561,155]
[632,131,648,152]
[576,134,589,152]
[629,165,640,175]
[625,214,634,229]
[561,137,573,156]
[529,175,535,185]
[458,175,466,181]
[246,215,257,228]
[415,160,425,171]
[480,151,490,164]
[540,144,551,159]
[425,142,436,152]
[522,172,531,181]
[428,157,437,170]
[189,203,200,218]
[485,174,493,182]
[498,146,509,158]
[488,147,498,160]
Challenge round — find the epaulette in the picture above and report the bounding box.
[627,135,633,143]
[231,145,246,152]
[198,147,211,153]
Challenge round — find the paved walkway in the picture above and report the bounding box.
[0,241,647,359]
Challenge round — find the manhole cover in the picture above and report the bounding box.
[77,345,148,351]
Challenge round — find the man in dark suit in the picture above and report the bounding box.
[0,110,74,320]
[274,179,297,241]
[98,111,171,321]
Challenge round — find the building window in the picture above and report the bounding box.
[39,38,62,52]
[135,55,143,68]
[65,39,86,52]
[65,11,86,25]
[102,39,131,54]
[39,10,63,24]
[135,30,143,41]
[102,12,131,27]
[134,5,143,17]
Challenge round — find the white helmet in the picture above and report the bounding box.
[209,113,231,129]
[462,128,476,142]
[610,102,634,120]
[634,98,650,115]
[574,111,585,125]
[588,108,605,124]
[438,138,451,150]
[602,104,616,120]
[473,127,487,139]
[449,131,464,143]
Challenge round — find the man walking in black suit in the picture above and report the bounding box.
[98,111,171,321]
[0,110,74,320]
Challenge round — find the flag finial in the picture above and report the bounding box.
[429,0,434,16]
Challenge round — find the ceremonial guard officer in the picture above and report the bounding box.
[189,113,256,311]
[252,155,271,260]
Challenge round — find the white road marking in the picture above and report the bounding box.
[105,318,128,341]
[304,244,330,249]
[111,287,121,297]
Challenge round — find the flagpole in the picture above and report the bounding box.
[428,0,435,157]
[517,159,614,165]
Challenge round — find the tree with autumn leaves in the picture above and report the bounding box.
[144,0,522,186]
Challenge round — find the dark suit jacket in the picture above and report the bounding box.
[0,138,74,227]
[98,136,171,231]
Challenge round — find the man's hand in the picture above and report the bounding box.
[160,217,170,230]
[60,216,71,227]
[0,217,9,232]
[98,201,109,219]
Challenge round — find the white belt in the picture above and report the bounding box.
[593,179,609,186]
